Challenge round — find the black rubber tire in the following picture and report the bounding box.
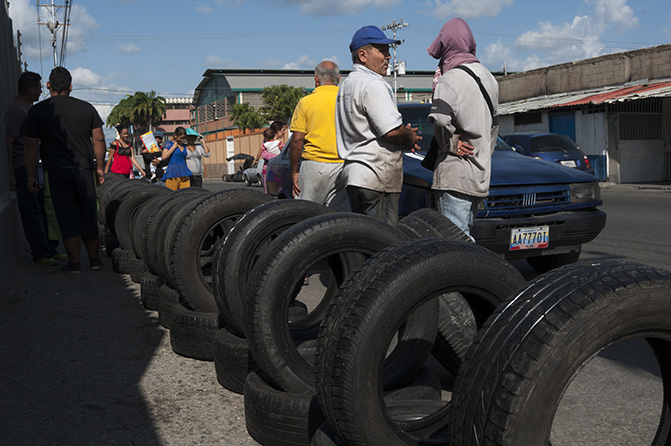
[103,228,119,258]
[245,213,419,394]
[103,180,151,236]
[432,292,478,376]
[129,261,148,283]
[397,208,473,243]
[168,301,225,361]
[142,188,209,277]
[168,188,272,312]
[114,185,170,252]
[156,284,180,329]
[212,327,257,394]
[140,272,165,311]
[130,191,174,260]
[96,176,126,225]
[244,369,325,446]
[449,260,671,446]
[525,248,581,273]
[111,248,137,274]
[213,199,333,335]
[316,239,525,446]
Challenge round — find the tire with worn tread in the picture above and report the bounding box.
[168,301,225,361]
[397,208,473,243]
[316,239,525,445]
[115,185,170,252]
[449,260,671,446]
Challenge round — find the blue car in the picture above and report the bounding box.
[502,133,594,175]
[266,103,606,272]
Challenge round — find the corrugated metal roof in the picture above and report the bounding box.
[499,79,671,115]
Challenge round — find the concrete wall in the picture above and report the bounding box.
[1,1,22,299]
[499,45,671,103]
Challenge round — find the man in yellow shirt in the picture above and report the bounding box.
[289,61,349,210]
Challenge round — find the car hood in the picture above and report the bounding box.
[404,148,598,187]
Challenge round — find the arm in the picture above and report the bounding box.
[6,135,15,191]
[130,153,146,177]
[92,127,106,184]
[200,140,211,157]
[23,136,40,193]
[384,123,422,151]
[289,131,305,198]
[162,141,178,160]
[254,146,264,162]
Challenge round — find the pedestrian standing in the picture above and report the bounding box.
[4,71,64,266]
[104,124,146,179]
[289,61,349,210]
[336,26,421,225]
[185,128,210,187]
[161,126,192,190]
[23,66,107,273]
[426,18,499,240]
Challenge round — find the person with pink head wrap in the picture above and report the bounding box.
[425,18,499,240]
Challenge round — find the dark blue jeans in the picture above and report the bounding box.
[14,166,51,261]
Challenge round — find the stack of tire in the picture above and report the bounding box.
[98,178,671,445]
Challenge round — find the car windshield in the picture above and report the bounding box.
[400,105,512,153]
[530,134,580,153]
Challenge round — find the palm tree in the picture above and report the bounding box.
[107,91,166,153]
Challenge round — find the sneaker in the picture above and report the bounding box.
[52,253,68,261]
[89,258,104,271]
[34,257,58,267]
[60,262,82,274]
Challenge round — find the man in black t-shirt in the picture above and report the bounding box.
[24,67,107,274]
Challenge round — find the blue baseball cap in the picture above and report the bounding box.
[349,26,401,52]
[153,131,163,139]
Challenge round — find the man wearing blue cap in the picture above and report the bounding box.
[336,25,421,225]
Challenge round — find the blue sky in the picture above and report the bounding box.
[8,0,671,128]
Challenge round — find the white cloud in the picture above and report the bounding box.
[428,0,513,19]
[196,4,214,14]
[71,67,102,88]
[117,43,142,54]
[205,54,241,68]
[482,0,640,71]
[282,54,316,69]
[8,0,98,63]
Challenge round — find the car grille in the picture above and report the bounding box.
[484,185,570,212]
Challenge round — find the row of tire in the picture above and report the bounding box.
[98,176,671,446]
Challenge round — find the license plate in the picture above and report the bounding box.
[560,160,577,168]
[510,226,549,250]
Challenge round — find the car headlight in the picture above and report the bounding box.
[570,182,601,203]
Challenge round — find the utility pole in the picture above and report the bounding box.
[36,0,71,68]
[16,30,24,71]
[382,19,408,101]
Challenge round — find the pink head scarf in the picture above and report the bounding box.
[427,18,479,89]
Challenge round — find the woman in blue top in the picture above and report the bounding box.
[162,126,192,190]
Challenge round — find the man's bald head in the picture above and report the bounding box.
[315,61,340,86]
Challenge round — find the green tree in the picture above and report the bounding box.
[260,85,306,122]
[106,91,166,150]
[230,103,266,133]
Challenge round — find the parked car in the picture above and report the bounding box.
[266,103,606,272]
[502,133,594,175]
[243,158,264,186]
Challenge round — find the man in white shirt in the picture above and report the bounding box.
[336,25,421,225]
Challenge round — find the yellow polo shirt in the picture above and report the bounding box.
[290,85,342,163]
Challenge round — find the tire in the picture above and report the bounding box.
[103,229,119,258]
[244,176,251,186]
[111,248,138,274]
[316,239,525,446]
[168,301,225,361]
[432,292,478,377]
[114,185,170,253]
[130,190,173,259]
[103,180,151,236]
[140,272,165,311]
[525,248,581,273]
[156,284,180,329]
[449,260,671,446]
[142,188,209,277]
[213,199,333,335]
[245,213,420,394]
[129,262,147,283]
[168,189,272,312]
[212,327,257,394]
[397,208,473,243]
[244,369,325,446]
[97,176,126,225]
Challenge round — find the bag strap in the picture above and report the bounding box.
[454,65,498,125]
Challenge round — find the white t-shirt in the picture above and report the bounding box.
[185,144,210,176]
[336,64,404,193]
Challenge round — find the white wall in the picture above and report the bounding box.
[619,140,667,182]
